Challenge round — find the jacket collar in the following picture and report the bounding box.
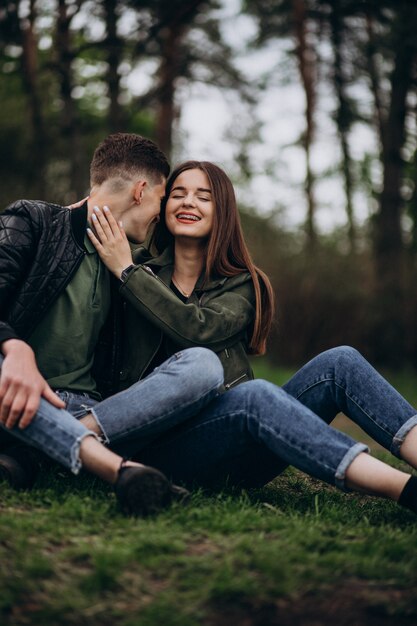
[69,201,88,249]
[139,245,250,292]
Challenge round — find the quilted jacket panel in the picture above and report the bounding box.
[0,199,86,344]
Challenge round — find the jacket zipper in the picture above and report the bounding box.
[224,373,247,390]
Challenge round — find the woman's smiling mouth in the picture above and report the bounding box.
[176,213,202,223]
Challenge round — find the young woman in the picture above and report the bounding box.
[88,161,417,516]
[87,161,274,390]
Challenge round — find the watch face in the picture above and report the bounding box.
[121,264,134,280]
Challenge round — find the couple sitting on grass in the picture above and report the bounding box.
[1,132,417,518]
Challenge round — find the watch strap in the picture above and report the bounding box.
[120,263,136,282]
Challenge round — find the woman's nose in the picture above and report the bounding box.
[183,193,196,206]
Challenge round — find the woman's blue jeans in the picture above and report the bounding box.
[0,348,224,474]
[137,347,417,490]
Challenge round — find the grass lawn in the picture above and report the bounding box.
[1,361,417,626]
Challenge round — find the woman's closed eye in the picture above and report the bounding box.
[170,192,211,202]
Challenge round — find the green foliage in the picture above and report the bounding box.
[241,207,417,369]
[2,1,417,364]
[0,0,247,204]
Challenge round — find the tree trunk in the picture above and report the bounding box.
[292,0,317,248]
[20,0,47,197]
[155,24,184,159]
[56,0,85,199]
[372,5,416,364]
[329,0,356,253]
[365,14,385,150]
[151,0,206,158]
[408,147,417,253]
[103,0,125,132]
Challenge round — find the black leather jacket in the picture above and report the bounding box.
[0,199,121,397]
[0,199,88,344]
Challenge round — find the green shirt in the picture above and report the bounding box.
[28,234,110,398]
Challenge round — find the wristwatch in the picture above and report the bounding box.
[120,264,136,282]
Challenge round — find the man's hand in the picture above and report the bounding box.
[0,339,65,430]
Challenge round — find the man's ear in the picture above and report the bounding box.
[133,180,147,204]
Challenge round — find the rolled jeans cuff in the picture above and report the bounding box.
[391,414,417,457]
[335,442,369,491]
[70,431,100,475]
[88,408,110,445]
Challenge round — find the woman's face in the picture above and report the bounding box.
[165,168,214,242]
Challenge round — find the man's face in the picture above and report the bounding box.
[124,180,166,243]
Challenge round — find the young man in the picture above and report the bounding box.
[0,133,223,516]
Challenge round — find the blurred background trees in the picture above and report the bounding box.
[1,0,417,369]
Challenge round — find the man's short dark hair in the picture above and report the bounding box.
[90,133,170,187]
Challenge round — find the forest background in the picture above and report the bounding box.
[1,0,417,371]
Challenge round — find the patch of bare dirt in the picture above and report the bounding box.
[204,580,417,626]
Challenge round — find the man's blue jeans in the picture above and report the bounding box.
[0,348,224,473]
[137,347,417,491]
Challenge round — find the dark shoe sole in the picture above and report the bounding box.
[115,465,172,517]
[0,453,35,489]
[170,483,191,504]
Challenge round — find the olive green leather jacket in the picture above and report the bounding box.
[118,247,256,391]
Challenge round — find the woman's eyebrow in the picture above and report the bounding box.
[171,185,212,194]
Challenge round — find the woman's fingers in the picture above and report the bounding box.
[102,206,123,237]
[91,208,109,242]
[118,219,129,242]
[92,206,113,241]
[86,227,102,250]
[91,205,124,241]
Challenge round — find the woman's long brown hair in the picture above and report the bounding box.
[152,161,275,355]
